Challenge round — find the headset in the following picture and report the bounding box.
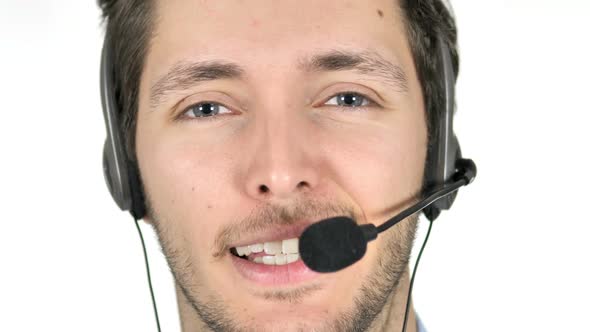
[100,37,146,220]
[100,14,475,332]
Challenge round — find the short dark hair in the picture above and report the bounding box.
[98,0,458,162]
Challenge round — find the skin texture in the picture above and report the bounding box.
[136,0,427,330]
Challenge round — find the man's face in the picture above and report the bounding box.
[136,0,427,330]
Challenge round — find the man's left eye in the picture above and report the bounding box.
[324,92,374,108]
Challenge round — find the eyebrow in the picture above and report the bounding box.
[298,49,409,93]
[149,49,408,110]
[150,60,244,109]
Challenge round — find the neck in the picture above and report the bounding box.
[175,268,418,332]
[375,268,418,332]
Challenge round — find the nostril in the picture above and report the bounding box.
[256,181,310,196]
[259,185,270,193]
[296,181,309,189]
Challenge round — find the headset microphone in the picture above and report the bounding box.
[300,158,476,273]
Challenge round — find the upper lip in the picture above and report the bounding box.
[228,221,314,249]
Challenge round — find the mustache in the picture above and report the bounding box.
[212,196,362,258]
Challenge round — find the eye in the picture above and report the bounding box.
[180,102,232,120]
[324,92,376,108]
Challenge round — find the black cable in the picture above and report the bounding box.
[402,218,434,332]
[134,217,162,332]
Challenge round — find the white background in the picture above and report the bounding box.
[1,1,589,331]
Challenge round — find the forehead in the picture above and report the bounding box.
[145,0,413,90]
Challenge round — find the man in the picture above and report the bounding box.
[98,0,459,331]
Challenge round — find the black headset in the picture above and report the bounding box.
[100,38,146,219]
[422,36,464,221]
[100,36,469,221]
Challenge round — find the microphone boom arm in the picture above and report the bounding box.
[370,178,467,238]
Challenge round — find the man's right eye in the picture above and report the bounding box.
[180,102,232,121]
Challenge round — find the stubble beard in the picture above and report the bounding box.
[147,198,418,332]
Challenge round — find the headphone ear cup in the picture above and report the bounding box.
[103,140,115,199]
[423,136,461,221]
[103,138,132,211]
[127,161,147,220]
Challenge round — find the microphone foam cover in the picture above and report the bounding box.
[299,217,367,273]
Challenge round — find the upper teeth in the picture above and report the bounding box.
[235,237,299,256]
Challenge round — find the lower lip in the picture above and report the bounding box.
[230,254,321,286]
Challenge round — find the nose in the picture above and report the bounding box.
[242,111,321,201]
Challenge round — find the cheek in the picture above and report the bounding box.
[318,113,427,220]
[137,128,235,246]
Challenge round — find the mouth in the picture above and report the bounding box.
[227,224,321,286]
[230,237,300,265]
